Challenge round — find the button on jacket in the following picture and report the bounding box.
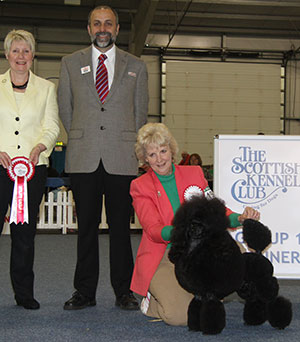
[0,69,60,166]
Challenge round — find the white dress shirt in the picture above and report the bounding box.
[92,44,116,89]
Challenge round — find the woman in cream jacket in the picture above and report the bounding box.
[0,30,59,310]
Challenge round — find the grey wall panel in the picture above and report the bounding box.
[164,60,281,164]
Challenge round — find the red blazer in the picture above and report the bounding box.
[130,165,233,296]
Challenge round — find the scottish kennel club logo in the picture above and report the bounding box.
[230,146,300,207]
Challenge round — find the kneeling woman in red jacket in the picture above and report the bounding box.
[130,122,260,326]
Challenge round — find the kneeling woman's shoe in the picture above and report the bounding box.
[16,298,40,310]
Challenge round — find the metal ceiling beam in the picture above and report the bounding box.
[128,0,160,57]
[159,0,300,7]
[2,0,300,47]
[164,0,193,51]
[155,11,300,22]
[150,24,300,38]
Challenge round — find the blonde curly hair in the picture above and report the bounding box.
[135,123,179,165]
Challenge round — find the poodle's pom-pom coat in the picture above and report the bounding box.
[243,219,271,253]
[200,296,226,335]
[169,196,244,298]
[187,297,202,331]
[168,196,292,334]
[243,300,267,325]
[267,296,293,329]
[169,196,230,265]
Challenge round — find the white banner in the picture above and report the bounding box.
[214,135,300,279]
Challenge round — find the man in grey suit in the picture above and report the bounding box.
[58,5,148,310]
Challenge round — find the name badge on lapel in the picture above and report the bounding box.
[81,65,91,74]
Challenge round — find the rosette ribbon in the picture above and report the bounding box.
[7,157,35,224]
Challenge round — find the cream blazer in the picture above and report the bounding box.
[0,69,60,166]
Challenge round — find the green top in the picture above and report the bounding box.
[228,213,241,228]
[155,164,241,244]
[154,164,178,248]
[155,164,180,215]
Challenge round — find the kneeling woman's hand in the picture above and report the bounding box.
[238,207,260,223]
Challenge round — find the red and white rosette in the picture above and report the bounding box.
[7,157,35,224]
[183,185,204,201]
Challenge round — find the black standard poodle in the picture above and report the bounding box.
[169,196,292,335]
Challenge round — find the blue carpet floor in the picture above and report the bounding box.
[0,234,299,342]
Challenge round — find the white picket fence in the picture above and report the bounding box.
[3,190,141,235]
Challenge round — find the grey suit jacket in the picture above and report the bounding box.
[57,45,148,175]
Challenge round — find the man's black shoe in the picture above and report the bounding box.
[16,298,40,310]
[115,293,139,310]
[64,291,96,310]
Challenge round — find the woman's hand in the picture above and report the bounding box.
[0,151,12,169]
[29,144,46,166]
[238,206,260,223]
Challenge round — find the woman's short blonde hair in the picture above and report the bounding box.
[135,123,179,165]
[4,30,35,56]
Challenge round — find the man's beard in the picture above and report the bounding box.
[92,32,116,48]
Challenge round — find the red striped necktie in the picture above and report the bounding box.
[95,54,109,103]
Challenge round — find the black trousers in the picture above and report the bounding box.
[70,161,135,299]
[0,165,47,300]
